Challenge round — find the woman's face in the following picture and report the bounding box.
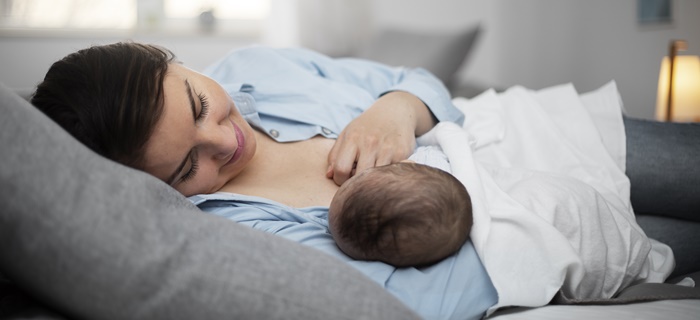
[142,63,257,196]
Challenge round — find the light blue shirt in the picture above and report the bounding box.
[195,46,497,320]
[203,46,464,142]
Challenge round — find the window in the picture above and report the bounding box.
[0,0,270,34]
[0,0,136,29]
[165,0,269,20]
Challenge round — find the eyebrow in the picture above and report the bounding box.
[165,80,198,185]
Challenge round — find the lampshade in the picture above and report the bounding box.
[656,55,700,122]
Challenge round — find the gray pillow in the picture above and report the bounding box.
[636,215,700,278]
[357,25,481,87]
[624,117,700,222]
[0,84,418,320]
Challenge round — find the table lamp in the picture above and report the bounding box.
[655,40,700,122]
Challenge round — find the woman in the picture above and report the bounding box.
[31,42,463,207]
[29,42,499,319]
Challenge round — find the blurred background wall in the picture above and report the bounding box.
[1,0,698,120]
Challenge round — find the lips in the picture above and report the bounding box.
[224,120,245,167]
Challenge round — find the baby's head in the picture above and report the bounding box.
[328,162,472,267]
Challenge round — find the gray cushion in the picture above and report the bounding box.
[0,83,418,320]
[357,25,480,87]
[624,117,700,222]
[636,215,700,279]
[0,272,66,319]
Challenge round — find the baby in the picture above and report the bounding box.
[328,146,473,268]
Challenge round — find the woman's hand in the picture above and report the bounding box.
[326,91,437,185]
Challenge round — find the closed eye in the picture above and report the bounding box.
[180,150,199,183]
[196,91,209,122]
[181,89,207,183]
[175,79,207,185]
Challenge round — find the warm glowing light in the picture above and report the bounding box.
[656,55,700,122]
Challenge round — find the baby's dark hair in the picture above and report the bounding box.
[329,162,472,267]
[31,42,176,169]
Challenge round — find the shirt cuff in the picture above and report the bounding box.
[385,67,465,126]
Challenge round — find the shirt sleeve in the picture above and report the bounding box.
[277,47,465,125]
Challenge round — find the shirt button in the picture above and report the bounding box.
[269,129,279,138]
[321,127,332,135]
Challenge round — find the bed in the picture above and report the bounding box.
[2,27,700,319]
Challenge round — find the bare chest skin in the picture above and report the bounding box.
[219,130,340,208]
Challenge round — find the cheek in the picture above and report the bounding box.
[179,166,221,196]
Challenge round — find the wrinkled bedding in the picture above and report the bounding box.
[424,82,675,314]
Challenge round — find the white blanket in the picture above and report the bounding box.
[423,82,675,314]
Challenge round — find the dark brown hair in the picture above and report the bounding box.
[330,162,473,267]
[31,42,175,169]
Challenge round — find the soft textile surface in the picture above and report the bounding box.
[624,118,700,222]
[195,192,498,320]
[427,82,676,313]
[636,215,700,278]
[356,25,480,88]
[0,83,419,320]
[490,272,700,320]
[488,299,700,320]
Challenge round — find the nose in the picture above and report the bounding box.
[197,120,237,162]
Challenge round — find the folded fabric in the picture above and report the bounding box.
[437,82,675,314]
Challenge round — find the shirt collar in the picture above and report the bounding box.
[229,83,263,129]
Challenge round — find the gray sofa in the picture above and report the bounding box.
[2,76,700,319]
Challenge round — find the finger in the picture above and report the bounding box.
[326,135,344,178]
[354,151,377,177]
[327,139,339,169]
[326,157,335,179]
[331,145,359,186]
[374,150,394,167]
